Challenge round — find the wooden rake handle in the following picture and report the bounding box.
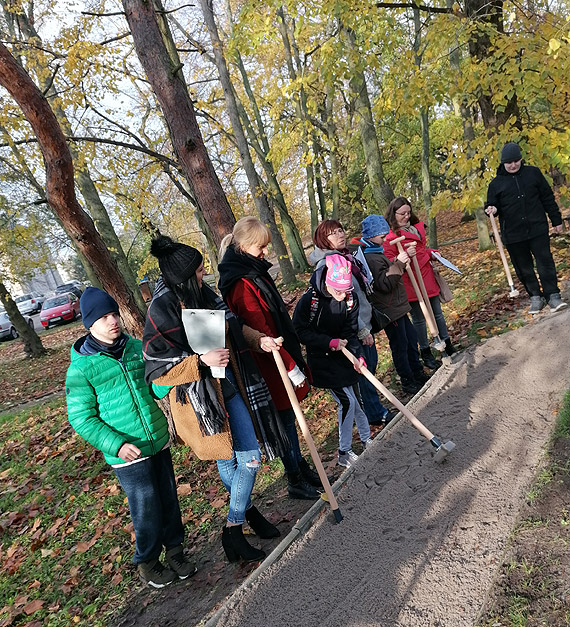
[392,237,439,338]
[272,348,342,522]
[489,213,516,288]
[341,347,435,442]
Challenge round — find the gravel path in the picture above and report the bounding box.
[211,309,570,627]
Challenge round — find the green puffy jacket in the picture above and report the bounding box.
[66,335,171,466]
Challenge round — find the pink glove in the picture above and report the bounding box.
[329,339,341,351]
[354,356,366,372]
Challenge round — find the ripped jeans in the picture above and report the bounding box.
[216,370,261,524]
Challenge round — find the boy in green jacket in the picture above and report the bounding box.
[66,287,195,588]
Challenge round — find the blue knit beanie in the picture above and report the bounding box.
[362,214,390,239]
[500,142,522,163]
[80,287,119,329]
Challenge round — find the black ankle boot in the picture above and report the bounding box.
[444,339,456,356]
[420,347,439,369]
[401,377,421,395]
[286,470,320,500]
[413,369,430,384]
[245,506,281,539]
[222,525,266,563]
[298,457,322,487]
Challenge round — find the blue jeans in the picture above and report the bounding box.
[279,408,303,474]
[384,315,423,379]
[358,340,388,423]
[216,370,261,524]
[114,448,184,564]
[410,296,449,350]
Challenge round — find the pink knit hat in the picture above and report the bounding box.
[324,254,353,292]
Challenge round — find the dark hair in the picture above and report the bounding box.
[385,196,419,233]
[313,219,345,251]
[172,276,215,310]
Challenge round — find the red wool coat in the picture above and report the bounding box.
[383,222,440,302]
[225,278,309,411]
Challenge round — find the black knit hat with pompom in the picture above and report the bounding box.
[150,235,203,286]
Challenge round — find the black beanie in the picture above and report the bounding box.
[80,287,119,329]
[150,235,203,286]
[500,142,522,163]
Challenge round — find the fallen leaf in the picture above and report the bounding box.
[23,599,44,615]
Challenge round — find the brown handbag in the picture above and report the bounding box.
[431,262,453,303]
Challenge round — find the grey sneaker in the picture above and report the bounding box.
[528,296,546,314]
[165,545,197,580]
[363,438,374,450]
[338,449,359,468]
[547,293,568,313]
[137,558,177,588]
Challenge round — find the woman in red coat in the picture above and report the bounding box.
[218,217,321,500]
[383,197,454,363]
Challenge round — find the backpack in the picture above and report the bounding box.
[306,287,355,324]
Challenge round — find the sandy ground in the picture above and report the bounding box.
[211,308,570,627]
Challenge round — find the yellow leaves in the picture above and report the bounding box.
[548,38,561,54]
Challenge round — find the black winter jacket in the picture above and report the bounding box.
[486,163,561,244]
[292,267,363,390]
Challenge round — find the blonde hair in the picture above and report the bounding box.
[219,216,271,259]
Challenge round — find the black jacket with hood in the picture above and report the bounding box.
[292,265,363,390]
[486,163,561,245]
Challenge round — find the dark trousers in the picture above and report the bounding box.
[358,341,388,423]
[114,447,184,564]
[384,314,423,380]
[506,234,559,297]
[279,408,304,474]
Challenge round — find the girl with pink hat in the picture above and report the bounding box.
[293,254,371,469]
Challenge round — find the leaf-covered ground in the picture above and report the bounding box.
[1,211,569,625]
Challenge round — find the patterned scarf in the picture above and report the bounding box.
[143,277,288,459]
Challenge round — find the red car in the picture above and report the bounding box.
[40,292,81,328]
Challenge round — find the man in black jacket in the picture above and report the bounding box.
[485,142,567,314]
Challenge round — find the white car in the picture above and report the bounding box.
[15,292,45,315]
[0,310,34,340]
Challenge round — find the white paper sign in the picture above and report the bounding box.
[181,309,226,379]
[431,251,462,275]
[353,246,374,284]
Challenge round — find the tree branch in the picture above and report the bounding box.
[376,2,452,13]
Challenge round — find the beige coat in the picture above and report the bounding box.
[155,325,264,460]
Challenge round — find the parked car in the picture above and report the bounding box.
[0,310,34,341]
[15,292,45,315]
[54,281,83,298]
[40,293,81,328]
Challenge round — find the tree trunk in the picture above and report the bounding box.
[230,46,308,270]
[0,42,144,336]
[464,0,522,130]
[447,0,492,251]
[276,7,321,234]
[197,0,295,283]
[236,96,309,271]
[122,0,236,249]
[0,281,46,357]
[343,26,394,212]
[413,8,437,248]
[3,3,147,312]
[324,85,340,219]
